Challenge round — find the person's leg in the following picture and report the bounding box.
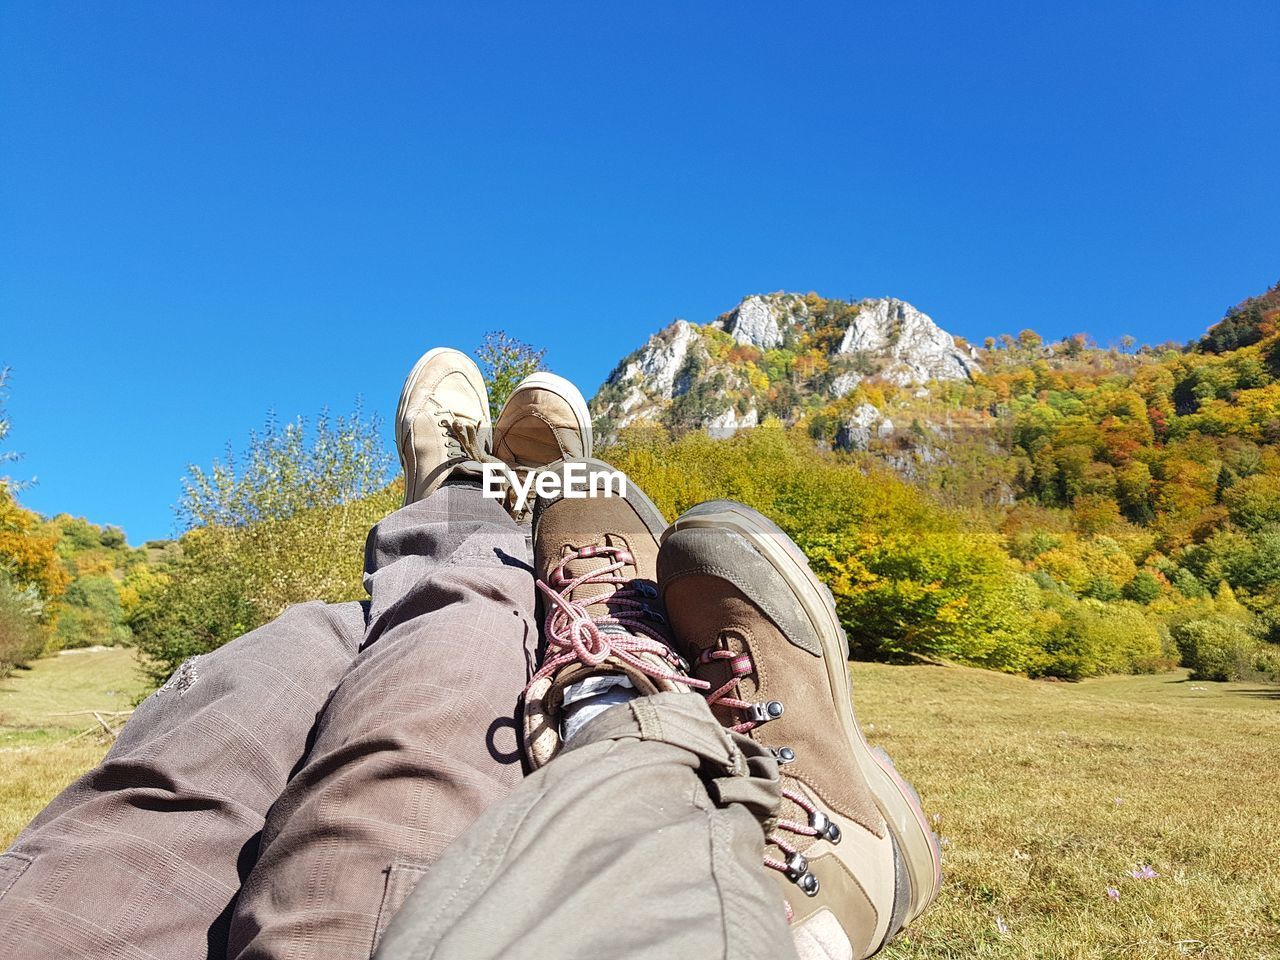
[370,459,792,960]
[385,463,924,960]
[225,349,593,960]
[374,692,798,960]
[0,599,368,960]
[0,349,592,960]
[224,349,596,960]
[226,484,537,960]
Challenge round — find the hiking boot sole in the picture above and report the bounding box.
[662,500,942,923]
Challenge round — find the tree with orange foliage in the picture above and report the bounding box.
[0,484,68,611]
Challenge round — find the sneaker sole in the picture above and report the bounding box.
[499,371,595,458]
[662,501,942,923]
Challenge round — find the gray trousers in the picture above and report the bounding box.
[0,487,537,960]
[375,692,797,960]
[0,485,796,960]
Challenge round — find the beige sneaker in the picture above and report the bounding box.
[659,501,942,959]
[522,459,692,768]
[395,348,491,505]
[492,372,593,508]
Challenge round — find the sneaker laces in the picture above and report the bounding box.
[438,412,524,507]
[439,411,537,519]
[527,545,709,692]
[692,643,840,894]
[437,411,490,464]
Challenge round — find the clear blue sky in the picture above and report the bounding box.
[2,2,1277,544]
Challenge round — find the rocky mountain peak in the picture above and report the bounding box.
[838,298,981,387]
[591,292,980,438]
[716,293,808,350]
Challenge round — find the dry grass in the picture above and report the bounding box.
[859,663,1280,959]
[0,646,146,845]
[1,649,1277,957]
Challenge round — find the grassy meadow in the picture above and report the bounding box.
[1,648,1276,958]
[862,663,1280,959]
[0,646,146,843]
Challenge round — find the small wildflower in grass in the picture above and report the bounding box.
[1129,864,1159,880]
[1106,887,1120,902]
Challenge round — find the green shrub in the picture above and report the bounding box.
[476,331,546,421]
[1172,568,1209,599]
[1083,576,1122,601]
[1169,615,1278,682]
[128,535,259,685]
[0,572,46,674]
[1122,570,1163,604]
[1030,570,1064,593]
[1032,598,1171,680]
[132,404,395,685]
[130,488,398,685]
[179,406,390,529]
[606,422,1042,672]
[54,574,129,649]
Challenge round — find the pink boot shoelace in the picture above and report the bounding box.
[693,645,841,900]
[528,544,706,691]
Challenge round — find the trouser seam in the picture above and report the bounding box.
[409,789,544,959]
[706,809,734,960]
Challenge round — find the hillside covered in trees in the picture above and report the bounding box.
[592,281,1280,682]
[0,425,157,672]
[911,281,1280,680]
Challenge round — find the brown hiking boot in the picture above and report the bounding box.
[659,501,942,959]
[522,459,694,768]
[394,348,491,505]
[491,372,594,519]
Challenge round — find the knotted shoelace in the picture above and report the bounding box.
[440,414,495,467]
[528,544,708,691]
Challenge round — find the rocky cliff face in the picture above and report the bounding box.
[592,292,980,438]
[722,293,802,350]
[837,298,980,387]
[602,319,699,429]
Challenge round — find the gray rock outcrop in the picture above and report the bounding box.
[591,292,979,438]
[834,403,895,451]
[720,294,807,350]
[707,406,759,438]
[839,298,980,386]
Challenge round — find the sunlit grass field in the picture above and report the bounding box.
[2,649,1277,958]
[860,662,1280,959]
[0,646,146,844]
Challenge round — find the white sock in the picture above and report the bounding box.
[561,673,638,743]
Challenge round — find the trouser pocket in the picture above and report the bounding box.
[372,860,430,957]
